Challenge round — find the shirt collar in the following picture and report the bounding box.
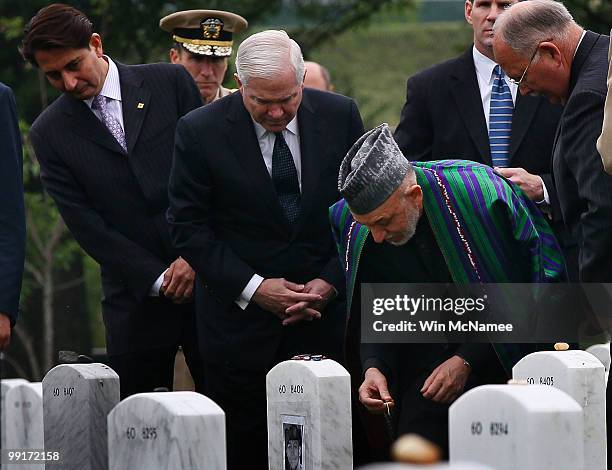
[252,115,299,139]
[573,29,587,59]
[472,45,499,85]
[85,56,122,108]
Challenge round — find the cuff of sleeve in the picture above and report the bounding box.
[235,274,264,310]
[149,269,168,297]
[536,176,550,205]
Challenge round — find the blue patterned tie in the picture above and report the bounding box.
[92,94,127,152]
[488,65,513,167]
[272,132,301,225]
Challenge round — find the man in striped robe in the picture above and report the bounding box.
[331,123,566,455]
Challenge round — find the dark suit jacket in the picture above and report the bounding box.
[168,89,364,369]
[393,47,576,273]
[30,62,203,354]
[553,31,612,282]
[0,83,25,326]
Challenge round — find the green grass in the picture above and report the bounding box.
[310,21,473,129]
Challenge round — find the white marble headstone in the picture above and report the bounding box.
[4,382,44,470]
[42,363,119,470]
[586,343,610,382]
[267,359,352,470]
[107,391,226,470]
[1,378,28,451]
[449,384,584,469]
[513,350,606,470]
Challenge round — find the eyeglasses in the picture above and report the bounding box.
[507,44,540,86]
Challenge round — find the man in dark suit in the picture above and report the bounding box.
[168,30,364,469]
[0,83,25,351]
[394,0,576,277]
[21,4,204,397]
[494,1,612,467]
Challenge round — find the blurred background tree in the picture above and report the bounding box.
[0,0,610,379]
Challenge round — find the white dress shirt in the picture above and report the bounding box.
[472,46,518,131]
[84,56,124,131]
[472,46,549,204]
[236,117,302,310]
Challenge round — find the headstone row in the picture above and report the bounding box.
[3,345,607,470]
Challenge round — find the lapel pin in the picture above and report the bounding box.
[137,102,144,109]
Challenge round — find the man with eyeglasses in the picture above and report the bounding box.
[494,1,611,467]
[394,0,576,278]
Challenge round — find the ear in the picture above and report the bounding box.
[169,48,180,64]
[90,33,103,57]
[407,184,423,209]
[465,0,474,25]
[538,41,563,68]
[234,73,244,89]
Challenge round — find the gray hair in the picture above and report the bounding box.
[494,0,576,58]
[236,30,304,86]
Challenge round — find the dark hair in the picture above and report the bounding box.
[284,424,302,444]
[21,3,93,67]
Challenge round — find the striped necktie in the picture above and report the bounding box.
[488,65,513,167]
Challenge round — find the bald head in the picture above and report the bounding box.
[493,0,577,58]
[492,0,582,105]
[304,61,333,91]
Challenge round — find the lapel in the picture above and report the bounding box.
[293,91,324,235]
[61,94,126,155]
[450,48,491,164]
[225,93,290,230]
[570,30,600,95]
[117,63,151,154]
[509,93,540,162]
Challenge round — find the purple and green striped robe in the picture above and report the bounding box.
[330,160,566,371]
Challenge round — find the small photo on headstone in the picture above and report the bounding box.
[282,415,305,470]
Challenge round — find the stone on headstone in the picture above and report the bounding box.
[107,391,225,470]
[42,363,119,470]
[513,350,606,470]
[358,464,493,469]
[267,358,352,470]
[449,384,584,469]
[1,378,28,451]
[4,383,44,470]
[586,343,610,382]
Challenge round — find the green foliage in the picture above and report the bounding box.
[312,21,473,129]
[19,120,84,302]
[564,0,612,34]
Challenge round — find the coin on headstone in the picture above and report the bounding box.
[391,433,441,464]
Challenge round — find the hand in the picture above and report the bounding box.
[494,167,544,201]
[252,278,323,322]
[283,278,336,326]
[0,313,11,351]
[359,367,395,413]
[161,257,195,303]
[420,355,470,404]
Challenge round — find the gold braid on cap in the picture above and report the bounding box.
[173,35,233,47]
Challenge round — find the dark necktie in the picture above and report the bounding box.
[488,65,513,167]
[92,94,127,152]
[272,131,301,224]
